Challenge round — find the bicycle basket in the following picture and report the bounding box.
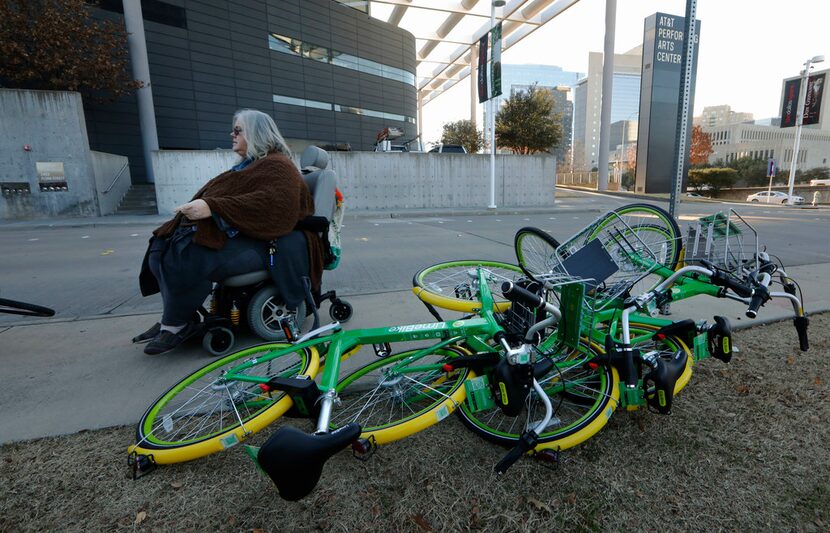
[543,211,666,310]
[684,210,758,276]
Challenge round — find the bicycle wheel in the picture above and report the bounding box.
[412,260,525,313]
[591,203,682,270]
[514,227,562,282]
[330,345,471,445]
[458,343,620,451]
[131,342,320,464]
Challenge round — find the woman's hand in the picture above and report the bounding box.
[175,199,212,220]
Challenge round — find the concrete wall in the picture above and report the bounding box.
[90,151,132,216]
[0,89,98,219]
[152,150,238,213]
[152,150,556,214]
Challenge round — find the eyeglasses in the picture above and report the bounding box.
[231,126,243,136]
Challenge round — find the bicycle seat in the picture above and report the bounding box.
[257,422,361,501]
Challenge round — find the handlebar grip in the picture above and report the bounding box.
[501,281,544,310]
[493,430,538,475]
[745,285,769,318]
[794,316,810,352]
[710,271,753,298]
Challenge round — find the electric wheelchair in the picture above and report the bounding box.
[198,146,352,356]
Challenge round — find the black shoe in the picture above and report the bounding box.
[144,323,198,355]
[132,322,161,344]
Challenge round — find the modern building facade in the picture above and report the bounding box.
[702,121,830,169]
[88,0,417,182]
[694,105,754,128]
[698,68,830,170]
[572,47,642,170]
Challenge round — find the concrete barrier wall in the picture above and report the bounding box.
[90,152,132,216]
[152,150,556,214]
[0,89,98,219]
[152,151,238,213]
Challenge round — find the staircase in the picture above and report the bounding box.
[117,183,158,215]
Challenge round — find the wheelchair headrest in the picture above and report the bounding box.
[300,146,329,171]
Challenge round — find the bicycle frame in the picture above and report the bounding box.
[220,269,508,434]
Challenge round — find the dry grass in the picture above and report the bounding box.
[2,315,829,532]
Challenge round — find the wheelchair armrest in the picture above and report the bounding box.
[294,215,329,233]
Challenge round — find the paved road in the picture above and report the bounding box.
[1,190,828,325]
[1,189,829,444]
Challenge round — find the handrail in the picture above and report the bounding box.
[102,161,130,194]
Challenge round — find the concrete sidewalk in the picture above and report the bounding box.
[2,261,828,445]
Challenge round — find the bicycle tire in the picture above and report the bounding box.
[514,227,562,282]
[0,297,55,317]
[457,342,619,451]
[130,342,320,464]
[590,203,682,271]
[412,260,525,313]
[329,345,471,445]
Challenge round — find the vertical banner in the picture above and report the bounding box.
[781,78,801,128]
[803,73,825,125]
[477,34,489,103]
[490,22,502,99]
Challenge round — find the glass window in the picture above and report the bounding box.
[269,33,415,87]
[278,94,415,124]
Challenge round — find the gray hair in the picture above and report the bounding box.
[232,109,291,160]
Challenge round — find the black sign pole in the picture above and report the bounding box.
[669,0,698,219]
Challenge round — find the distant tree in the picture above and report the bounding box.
[688,167,738,195]
[495,85,562,155]
[0,0,139,101]
[689,125,713,166]
[440,119,484,154]
[728,156,768,187]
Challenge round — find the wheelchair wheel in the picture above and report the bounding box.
[202,327,235,357]
[329,299,353,323]
[247,286,306,341]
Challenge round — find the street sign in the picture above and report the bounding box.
[767,158,776,178]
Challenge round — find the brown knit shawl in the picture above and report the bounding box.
[153,152,325,290]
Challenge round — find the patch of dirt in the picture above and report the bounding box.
[2,315,828,532]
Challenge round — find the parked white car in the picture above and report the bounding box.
[809,178,830,186]
[746,191,804,204]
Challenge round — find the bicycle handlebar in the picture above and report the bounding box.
[745,273,771,319]
[501,281,544,309]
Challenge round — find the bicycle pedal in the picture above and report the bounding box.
[533,449,561,469]
[351,435,377,462]
[127,451,156,480]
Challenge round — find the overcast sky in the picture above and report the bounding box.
[380,0,829,144]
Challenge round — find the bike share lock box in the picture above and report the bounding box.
[491,360,534,417]
[464,375,496,412]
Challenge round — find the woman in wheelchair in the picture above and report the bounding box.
[135,109,325,355]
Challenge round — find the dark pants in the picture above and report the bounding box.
[147,230,309,326]
[148,231,265,325]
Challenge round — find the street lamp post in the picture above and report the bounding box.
[786,54,825,205]
[488,0,504,209]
